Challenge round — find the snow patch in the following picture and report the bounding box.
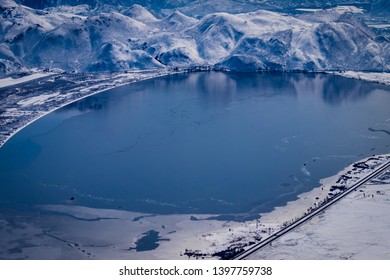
[329,71,390,86]
[0,72,52,88]
[17,92,60,107]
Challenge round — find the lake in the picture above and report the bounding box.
[0,72,389,220]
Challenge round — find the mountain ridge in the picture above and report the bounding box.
[1,0,389,77]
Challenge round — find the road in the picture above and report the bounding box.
[233,159,390,260]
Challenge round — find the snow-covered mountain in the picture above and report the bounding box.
[1,0,389,77]
[15,0,390,17]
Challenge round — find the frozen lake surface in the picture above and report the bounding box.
[0,72,389,220]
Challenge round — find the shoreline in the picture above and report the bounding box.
[247,163,390,259]
[185,154,390,259]
[1,154,389,259]
[0,69,183,149]
[2,69,390,150]
[235,156,390,259]
[327,70,390,86]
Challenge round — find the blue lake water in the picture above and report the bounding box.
[0,72,389,220]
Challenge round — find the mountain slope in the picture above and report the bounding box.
[1,0,389,77]
[16,0,390,17]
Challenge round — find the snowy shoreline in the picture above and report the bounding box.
[0,154,389,259]
[248,167,390,259]
[327,71,390,86]
[0,69,184,149]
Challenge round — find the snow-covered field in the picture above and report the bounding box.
[296,6,364,14]
[16,92,60,107]
[248,174,390,259]
[329,71,390,86]
[0,72,53,88]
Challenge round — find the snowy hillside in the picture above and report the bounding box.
[15,0,390,17]
[1,0,390,77]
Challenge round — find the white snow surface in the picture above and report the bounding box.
[1,0,390,77]
[0,72,52,88]
[17,91,59,106]
[329,71,390,86]
[297,6,364,14]
[248,179,390,259]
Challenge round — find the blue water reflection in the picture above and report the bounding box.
[0,72,389,220]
